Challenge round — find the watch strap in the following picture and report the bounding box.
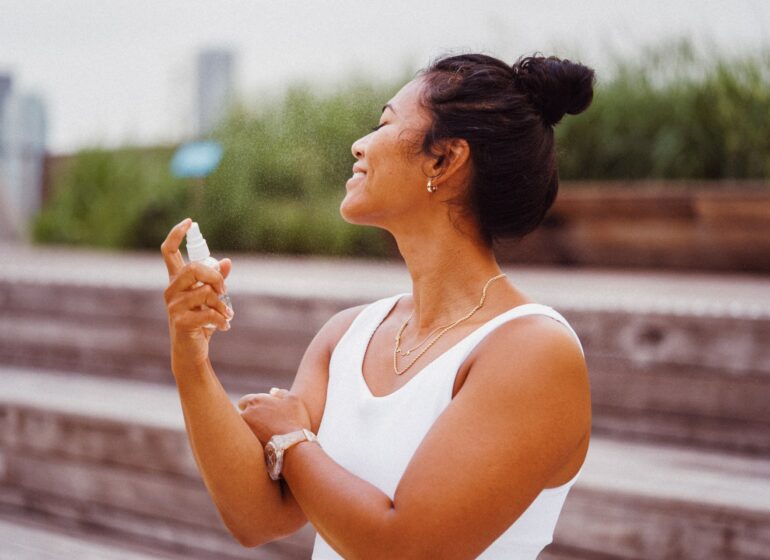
[301,428,319,444]
[272,428,319,451]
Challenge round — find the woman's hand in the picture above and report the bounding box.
[238,388,312,444]
[161,218,233,369]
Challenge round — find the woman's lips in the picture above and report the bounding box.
[346,172,366,189]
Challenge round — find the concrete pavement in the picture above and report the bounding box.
[1,242,769,318]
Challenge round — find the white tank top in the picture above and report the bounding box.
[312,293,586,559]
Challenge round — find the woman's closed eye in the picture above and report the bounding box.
[370,123,385,132]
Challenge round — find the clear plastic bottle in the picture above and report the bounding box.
[185,222,233,330]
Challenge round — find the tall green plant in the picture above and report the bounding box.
[557,38,770,180]
[33,147,190,248]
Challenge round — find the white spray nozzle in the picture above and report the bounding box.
[185,221,211,263]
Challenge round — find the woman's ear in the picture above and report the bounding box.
[430,138,470,182]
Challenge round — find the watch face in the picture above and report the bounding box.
[266,443,277,466]
[265,441,276,470]
[265,442,281,480]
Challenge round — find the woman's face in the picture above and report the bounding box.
[340,77,436,229]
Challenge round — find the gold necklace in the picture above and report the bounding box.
[393,273,507,375]
[395,319,454,357]
[396,281,505,355]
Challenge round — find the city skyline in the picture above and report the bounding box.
[2,0,769,154]
[0,72,47,238]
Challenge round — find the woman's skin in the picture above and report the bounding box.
[162,75,591,559]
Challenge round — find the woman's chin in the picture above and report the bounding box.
[339,198,364,224]
[340,194,375,226]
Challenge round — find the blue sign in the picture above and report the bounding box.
[171,141,224,178]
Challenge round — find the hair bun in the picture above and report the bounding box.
[512,55,595,126]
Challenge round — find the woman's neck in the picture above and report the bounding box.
[394,225,512,335]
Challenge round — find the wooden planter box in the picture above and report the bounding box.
[494,181,770,273]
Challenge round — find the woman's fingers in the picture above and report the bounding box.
[169,293,231,332]
[170,284,233,320]
[162,223,233,338]
[164,263,232,336]
[164,262,226,302]
[174,307,230,333]
[160,218,192,279]
[218,258,232,280]
[238,392,268,411]
[236,389,287,411]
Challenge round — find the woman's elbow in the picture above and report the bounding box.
[229,525,277,549]
[220,514,274,548]
[227,512,307,549]
[232,530,262,549]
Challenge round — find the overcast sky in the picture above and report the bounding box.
[2,0,769,154]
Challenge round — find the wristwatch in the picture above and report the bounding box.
[264,428,320,481]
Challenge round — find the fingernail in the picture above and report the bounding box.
[224,321,231,331]
[225,307,234,319]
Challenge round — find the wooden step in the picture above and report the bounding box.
[1,366,769,560]
[0,511,187,560]
[0,366,313,559]
[1,251,769,454]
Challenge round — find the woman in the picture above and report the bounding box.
[161,52,594,559]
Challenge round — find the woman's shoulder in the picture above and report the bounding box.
[320,303,368,346]
[319,292,404,348]
[463,305,588,402]
[461,306,591,424]
[456,300,586,390]
[487,301,584,355]
[496,303,582,354]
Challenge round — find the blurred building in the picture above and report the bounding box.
[0,76,11,134]
[0,73,48,240]
[195,48,235,137]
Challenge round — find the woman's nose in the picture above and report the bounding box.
[351,136,365,159]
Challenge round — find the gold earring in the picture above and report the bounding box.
[427,178,437,193]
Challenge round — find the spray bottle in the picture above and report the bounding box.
[185,222,233,329]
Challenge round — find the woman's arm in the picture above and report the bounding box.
[249,315,591,559]
[172,356,302,545]
[161,219,304,546]
[222,303,369,545]
[175,303,370,547]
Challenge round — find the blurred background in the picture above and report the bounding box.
[1,1,769,559]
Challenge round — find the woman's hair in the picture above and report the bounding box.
[417,53,595,246]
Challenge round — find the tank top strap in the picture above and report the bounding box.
[328,293,406,381]
[356,292,405,336]
[344,293,403,340]
[451,303,585,366]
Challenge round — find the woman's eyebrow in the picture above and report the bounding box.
[381,103,396,114]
